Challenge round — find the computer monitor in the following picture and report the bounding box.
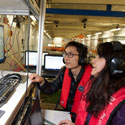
[25,51,38,67]
[25,51,48,67]
[44,54,65,70]
[0,25,5,63]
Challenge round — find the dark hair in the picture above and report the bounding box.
[86,41,125,117]
[65,41,88,62]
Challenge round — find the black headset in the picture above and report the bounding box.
[63,42,87,66]
[109,41,125,76]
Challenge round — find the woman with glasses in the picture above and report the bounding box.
[58,41,125,125]
[29,41,92,122]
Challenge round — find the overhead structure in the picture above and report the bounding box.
[45,0,125,38]
[0,0,39,18]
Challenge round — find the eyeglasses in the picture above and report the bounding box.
[63,52,79,58]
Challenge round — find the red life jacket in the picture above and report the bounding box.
[60,64,92,114]
[75,87,125,125]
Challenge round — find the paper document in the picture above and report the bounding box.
[42,109,71,124]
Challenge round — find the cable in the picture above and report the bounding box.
[5,16,14,53]
[5,49,27,72]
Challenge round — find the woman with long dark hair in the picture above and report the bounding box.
[58,41,125,125]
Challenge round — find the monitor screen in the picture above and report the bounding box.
[25,51,48,67]
[44,55,65,70]
[25,51,38,66]
[0,25,5,63]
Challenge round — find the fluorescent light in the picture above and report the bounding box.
[114,28,125,36]
[87,34,91,37]
[110,28,121,32]
[101,31,114,38]
[56,45,61,47]
[48,44,54,47]
[95,32,102,35]
[44,30,51,39]
[45,32,51,39]
[30,15,36,21]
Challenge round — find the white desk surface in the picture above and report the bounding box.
[42,109,71,124]
[0,70,32,125]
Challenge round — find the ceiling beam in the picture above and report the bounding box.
[46,8,125,18]
[49,0,125,5]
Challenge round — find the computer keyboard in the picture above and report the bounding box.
[0,74,22,107]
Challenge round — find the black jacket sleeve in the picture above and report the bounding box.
[38,66,66,95]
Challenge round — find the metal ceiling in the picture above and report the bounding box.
[45,0,125,38]
[0,0,125,39]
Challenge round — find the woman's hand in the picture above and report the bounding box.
[29,73,44,83]
[58,120,75,125]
